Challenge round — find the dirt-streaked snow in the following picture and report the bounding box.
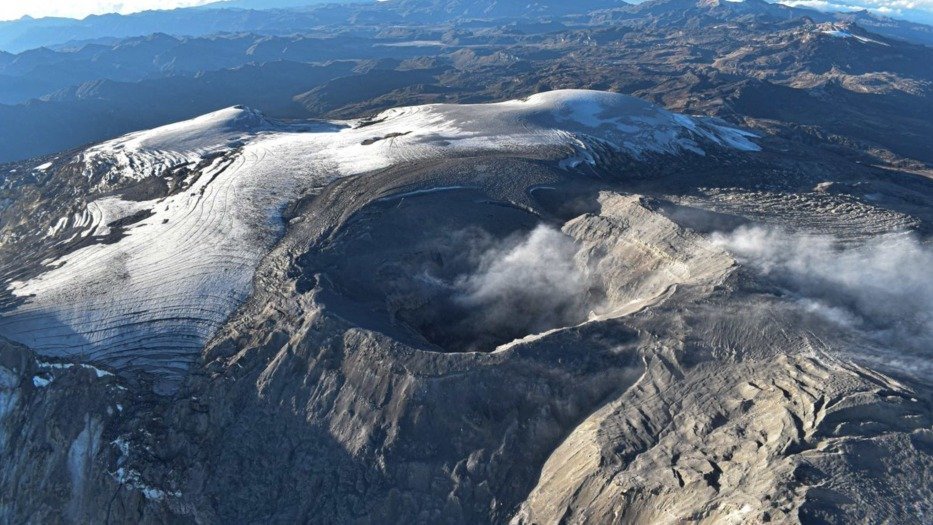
[0,90,760,391]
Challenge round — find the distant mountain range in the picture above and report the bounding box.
[0,0,929,53]
[0,0,930,164]
[0,8,330,53]
[594,0,933,44]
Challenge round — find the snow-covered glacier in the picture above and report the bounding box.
[0,90,759,392]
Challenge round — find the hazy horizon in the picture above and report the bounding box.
[0,0,365,22]
[2,0,932,25]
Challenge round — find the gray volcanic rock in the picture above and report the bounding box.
[0,90,757,392]
[0,339,151,523]
[0,90,931,523]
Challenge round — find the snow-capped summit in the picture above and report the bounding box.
[0,90,760,392]
[92,105,271,155]
[81,105,275,183]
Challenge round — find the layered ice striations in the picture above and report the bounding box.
[0,90,759,392]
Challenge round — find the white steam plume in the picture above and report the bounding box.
[712,225,933,375]
[452,225,592,341]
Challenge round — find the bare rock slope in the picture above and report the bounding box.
[0,90,930,523]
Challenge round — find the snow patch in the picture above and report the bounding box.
[37,361,114,378]
[111,437,181,501]
[819,25,889,46]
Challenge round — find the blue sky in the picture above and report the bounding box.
[1,0,931,24]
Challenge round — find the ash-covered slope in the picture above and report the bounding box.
[1,89,930,524]
[0,90,757,393]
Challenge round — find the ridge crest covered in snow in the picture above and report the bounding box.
[0,90,759,392]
